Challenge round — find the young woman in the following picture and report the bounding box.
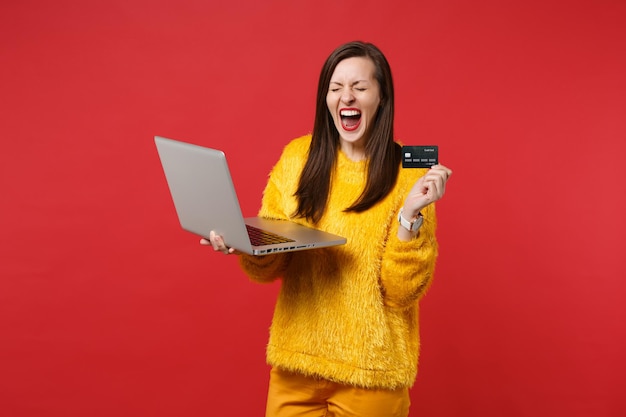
[203,41,452,417]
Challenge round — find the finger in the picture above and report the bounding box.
[434,169,447,191]
[425,179,438,201]
[200,238,211,246]
[423,171,446,188]
[211,233,232,255]
[435,177,446,198]
[427,168,451,189]
[432,164,453,179]
[424,177,445,202]
[216,243,229,254]
[209,231,222,251]
[216,239,228,253]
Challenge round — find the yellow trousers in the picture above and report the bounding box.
[265,368,411,417]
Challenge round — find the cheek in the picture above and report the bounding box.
[326,94,334,112]
[326,96,339,121]
[366,98,381,122]
[372,96,381,111]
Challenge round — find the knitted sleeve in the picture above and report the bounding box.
[379,199,440,310]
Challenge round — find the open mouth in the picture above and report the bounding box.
[340,108,361,131]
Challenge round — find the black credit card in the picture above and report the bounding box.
[402,145,439,168]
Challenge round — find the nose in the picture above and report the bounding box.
[341,88,355,104]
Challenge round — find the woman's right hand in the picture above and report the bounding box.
[200,231,241,255]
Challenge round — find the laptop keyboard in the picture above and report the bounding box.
[246,224,295,246]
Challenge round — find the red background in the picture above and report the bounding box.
[1,1,625,416]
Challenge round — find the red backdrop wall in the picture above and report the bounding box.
[1,1,625,416]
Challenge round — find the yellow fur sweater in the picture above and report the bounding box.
[239,135,438,390]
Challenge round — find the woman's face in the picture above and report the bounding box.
[326,56,381,151]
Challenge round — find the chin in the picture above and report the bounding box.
[342,128,368,143]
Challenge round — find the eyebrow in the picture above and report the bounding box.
[329,80,370,86]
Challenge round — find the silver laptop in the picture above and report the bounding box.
[154,136,347,255]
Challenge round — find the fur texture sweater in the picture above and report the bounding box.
[239,135,439,390]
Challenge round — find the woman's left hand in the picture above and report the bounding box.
[200,231,242,256]
[403,164,453,218]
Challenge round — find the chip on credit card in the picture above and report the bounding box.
[402,146,439,168]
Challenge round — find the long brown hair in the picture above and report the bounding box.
[294,41,401,223]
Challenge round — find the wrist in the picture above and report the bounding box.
[398,207,424,232]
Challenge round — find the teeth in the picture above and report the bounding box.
[340,109,361,117]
